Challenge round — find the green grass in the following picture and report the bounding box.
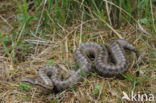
[19,82,32,91]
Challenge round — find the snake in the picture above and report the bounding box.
[21,39,139,91]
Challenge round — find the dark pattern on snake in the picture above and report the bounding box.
[21,39,139,91]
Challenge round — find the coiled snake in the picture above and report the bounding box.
[21,39,139,91]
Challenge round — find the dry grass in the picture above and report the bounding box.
[0,1,156,103]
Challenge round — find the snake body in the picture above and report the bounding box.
[21,39,139,91]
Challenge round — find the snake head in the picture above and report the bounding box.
[21,76,54,91]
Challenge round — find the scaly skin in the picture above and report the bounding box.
[95,39,139,75]
[21,39,139,91]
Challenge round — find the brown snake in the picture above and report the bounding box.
[21,39,139,91]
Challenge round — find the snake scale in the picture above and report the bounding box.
[21,39,139,91]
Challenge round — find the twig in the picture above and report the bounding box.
[150,0,156,32]
[94,12,123,39]
[24,39,51,45]
[34,0,47,54]
[105,0,112,25]
[36,19,97,58]
[0,15,13,30]
[79,10,84,44]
